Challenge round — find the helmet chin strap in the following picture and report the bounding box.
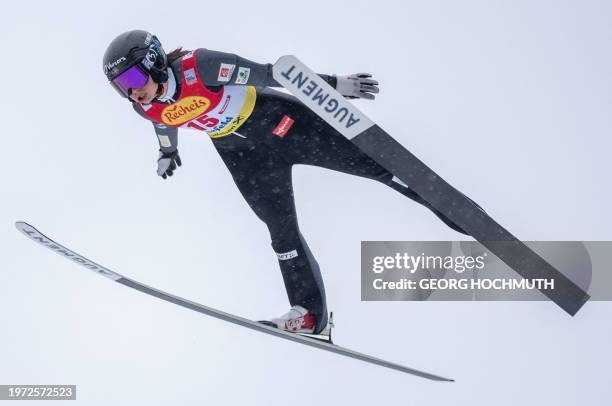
[151,69,175,103]
[153,82,165,101]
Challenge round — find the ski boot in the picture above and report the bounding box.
[259,306,334,343]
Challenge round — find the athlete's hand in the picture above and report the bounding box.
[157,150,182,179]
[335,73,379,100]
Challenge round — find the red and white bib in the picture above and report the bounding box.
[138,49,256,138]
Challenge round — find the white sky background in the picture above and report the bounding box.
[1,0,611,404]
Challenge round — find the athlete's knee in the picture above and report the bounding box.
[267,214,299,242]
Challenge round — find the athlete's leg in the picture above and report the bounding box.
[212,137,328,332]
[247,89,470,234]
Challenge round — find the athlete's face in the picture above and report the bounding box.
[129,75,158,104]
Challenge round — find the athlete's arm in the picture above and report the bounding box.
[131,104,182,179]
[131,103,179,153]
[152,122,179,154]
[195,49,337,88]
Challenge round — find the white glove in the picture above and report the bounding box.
[157,150,182,179]
[335,73,379,100]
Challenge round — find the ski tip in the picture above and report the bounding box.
[15,222,41,239]
[15,221,32,231]
[274,54,299,67]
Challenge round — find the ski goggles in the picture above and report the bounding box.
[110,64,149,98]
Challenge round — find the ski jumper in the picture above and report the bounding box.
[132,48,466,333]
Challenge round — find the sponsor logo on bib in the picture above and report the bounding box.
[184,68,197,85]
[235,67,251,84]
[217,63,235,82]
[161,96,211,125]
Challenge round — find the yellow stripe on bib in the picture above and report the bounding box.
[208,86,257,139]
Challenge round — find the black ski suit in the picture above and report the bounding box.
[133,49,467,333]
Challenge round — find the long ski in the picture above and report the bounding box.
[272,55,589,316]
[15,221,453,382]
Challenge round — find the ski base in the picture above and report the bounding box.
[15,222,453,382]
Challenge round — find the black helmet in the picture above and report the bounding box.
[103,30,168,97]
